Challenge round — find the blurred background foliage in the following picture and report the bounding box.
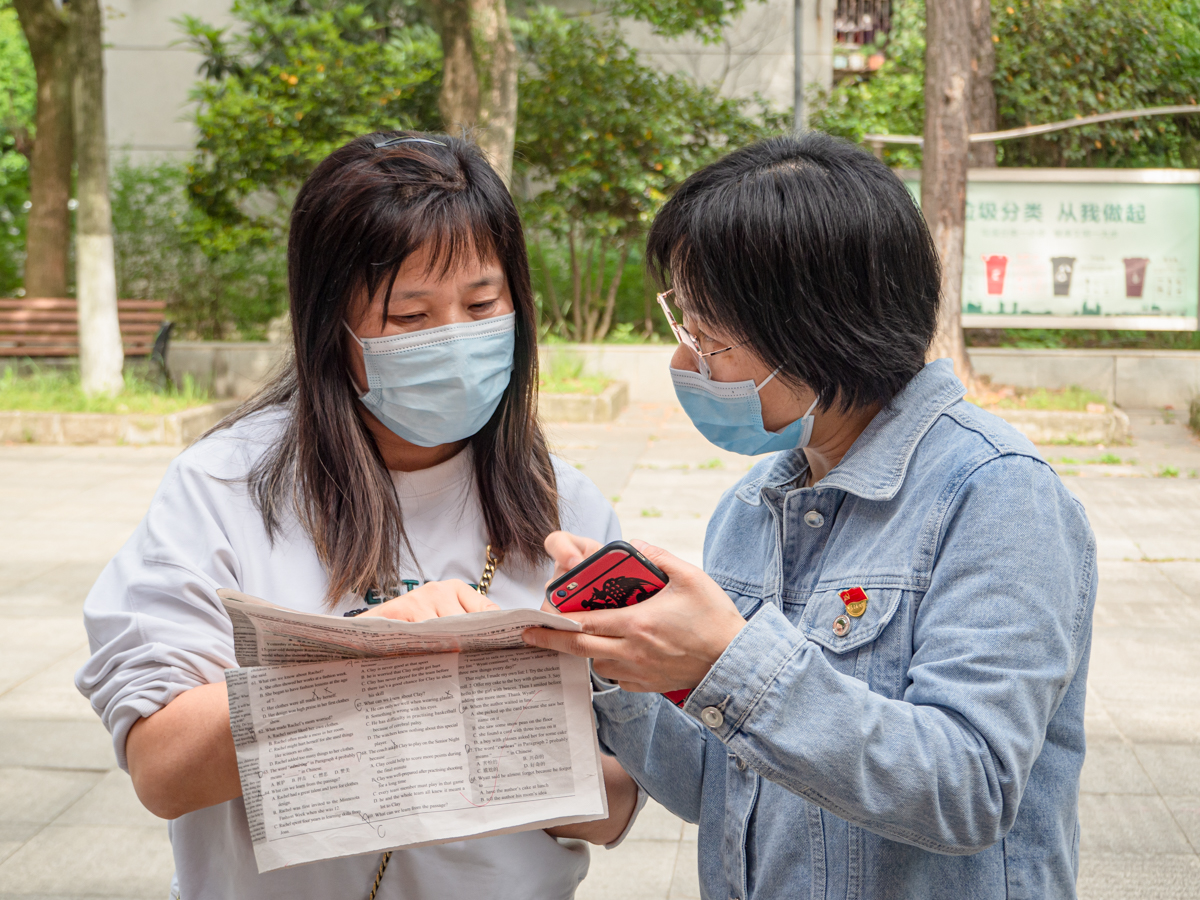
[811,0,1200,169]
[0,2,35,296]
[1,0,1199,347]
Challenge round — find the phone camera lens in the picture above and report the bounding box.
[555,589,567,598]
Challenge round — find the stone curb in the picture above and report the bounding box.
[0,400,242,446]
[991,407,1132,445]
[539,381,629,423]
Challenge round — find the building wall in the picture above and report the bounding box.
[103,0,234,163]
[102,0,832,161]
[610,0,836,119]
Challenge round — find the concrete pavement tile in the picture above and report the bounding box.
[681,822,698,840]
[56,771,162,828]
[575,840,678,900]
[1163,797,1200,851]
[1080,743,1157,795]
[0,721,114,771]
[1084,688,1126,742]
[1159,562,1200,601]
[626,799,684,842]
[1078,795,1194,855]
[0,619,88,696]
[0,825,40,865]
[0,769,102,825]
[1077,853,1200,900]
[615,515,708,567]
[0,647,97,721]
[1134,745,1200,797]
[1101,711,1200,746]
[0,825,173,897]
[667,839,700,900]
[1093,560,1191,604]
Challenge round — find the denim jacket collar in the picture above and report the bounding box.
[736,359,966,506]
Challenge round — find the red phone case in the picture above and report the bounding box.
[546,542,692,708]
[547,541,667,613]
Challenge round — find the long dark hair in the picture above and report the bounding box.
[646,132,940,412]
[220,132,559,607]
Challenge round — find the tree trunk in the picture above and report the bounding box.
[12,0,72,299]
[968,0,997,168]
[430,0,479,136]
[922,0,974,388]
[469,0,518,186]
[71,0,124,395]
[427,0,518,185]
[595,238,632,342]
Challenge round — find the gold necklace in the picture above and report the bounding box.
[366,543,500,899]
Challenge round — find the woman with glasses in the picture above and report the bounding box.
[527,132,1097,899]
[75,133,639,900]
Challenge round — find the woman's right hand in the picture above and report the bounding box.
[358,579,500,622]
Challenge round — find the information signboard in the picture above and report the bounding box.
[901,169,1199,329]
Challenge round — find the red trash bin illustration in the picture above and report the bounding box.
[1123,258,1149,298]
[983,255,1008,295]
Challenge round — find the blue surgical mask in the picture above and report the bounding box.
[347,313,516,447]
[671,366,819,456]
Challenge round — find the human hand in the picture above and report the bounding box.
[524,538,747,693]
[544,530,604,582]
[358,580,499,622]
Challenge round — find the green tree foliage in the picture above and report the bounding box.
[110,159,287,339]
[0,0,35,294]
[181,0,441,238]
[516,7,785,342]
[811,0,1200,168]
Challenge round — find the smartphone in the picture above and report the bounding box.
[545,540,691,708]
[546,540,668,612]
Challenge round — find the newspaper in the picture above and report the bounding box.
[219,591,607,873]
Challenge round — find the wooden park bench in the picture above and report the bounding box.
[0,298,172,367]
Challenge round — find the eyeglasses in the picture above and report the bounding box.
[656,290,742,379]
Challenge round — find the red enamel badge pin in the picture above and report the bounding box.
[839,586,868,618]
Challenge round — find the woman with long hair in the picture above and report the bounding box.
[76,133,638,900]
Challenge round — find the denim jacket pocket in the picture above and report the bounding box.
[798,585,904,655]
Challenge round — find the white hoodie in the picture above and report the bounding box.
[75,408,621,900]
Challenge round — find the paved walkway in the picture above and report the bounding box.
[1,403,1198,900]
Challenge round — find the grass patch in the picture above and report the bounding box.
[0,364,211,414]
[640,507,663,518]
[1095,453,1124,465]
[1157,465,1180,478]
[539,355,611,396]
[968,383,1109,412]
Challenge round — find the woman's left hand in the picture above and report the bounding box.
[359,579,499,622]
[524,534,747,693]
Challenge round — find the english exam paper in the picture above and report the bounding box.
[219,591,608,873]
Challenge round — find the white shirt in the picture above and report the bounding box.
[75,409,621,900]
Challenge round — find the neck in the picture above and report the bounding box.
[359,405,468,472]
[803,402,880,486]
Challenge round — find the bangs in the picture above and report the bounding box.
[311,138,506,326]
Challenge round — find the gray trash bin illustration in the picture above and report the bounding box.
[1123,258,1149,298]
[1051,257,1076,296]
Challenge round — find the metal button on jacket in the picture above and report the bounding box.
[804,510,825,528]
[701,706,724,728]
[832,614,852,637]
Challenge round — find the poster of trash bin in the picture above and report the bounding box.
[904,172,1199,329]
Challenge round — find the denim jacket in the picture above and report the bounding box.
[593,359,1096,900]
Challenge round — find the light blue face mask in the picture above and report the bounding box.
[347,313,516,447]
[671,366,819,456]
